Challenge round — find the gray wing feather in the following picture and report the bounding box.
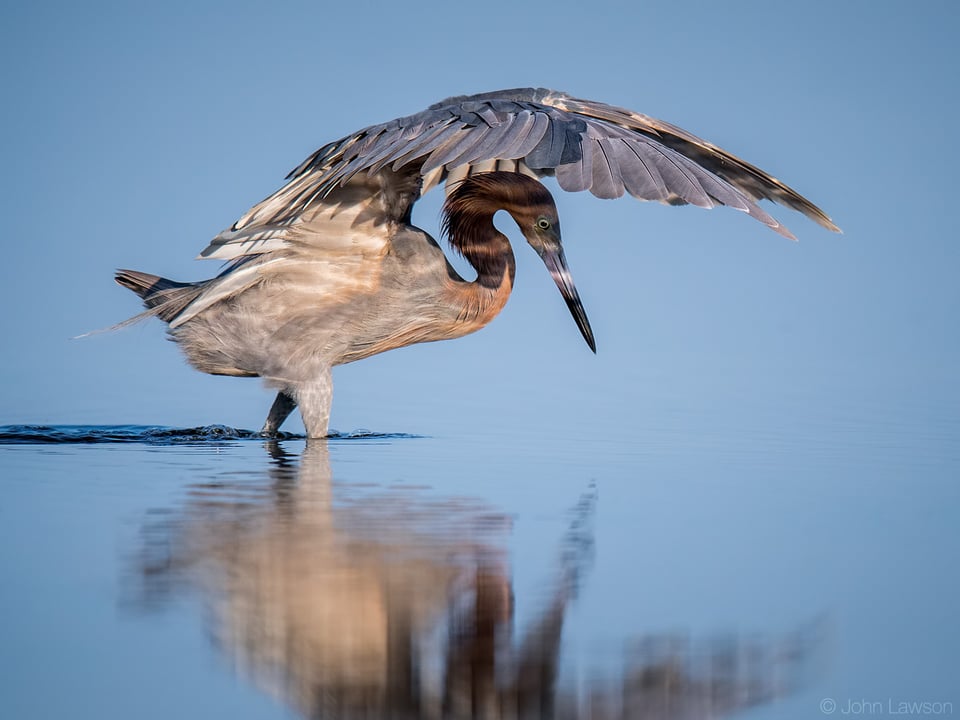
[204,88,837,260]
[619,140,666,201]
[357,131,411,177]
[475,106,502,128]
[425,125,492,173]
[525,117,568,170]
[592,137,626,200]
[555,133,592,193]
[501,111,550,159]
[644,143,713,208]
[552,94,839,231]
[387,121,461,172]
[460,117,525,165]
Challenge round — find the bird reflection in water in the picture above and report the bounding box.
[134,443,822,719]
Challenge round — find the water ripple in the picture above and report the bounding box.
[0,425,418,445]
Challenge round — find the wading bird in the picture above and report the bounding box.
[117,88,838,437]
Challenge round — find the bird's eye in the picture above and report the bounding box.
[536,217,551,230]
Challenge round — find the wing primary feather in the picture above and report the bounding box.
[525,117,565,169]
[650,149,713,208]
[487,110,534,158]
[622,140,669,202]
[358,129,415,176]
[338,131,378,166]
[614,139,663,202]
[389,121,460,171]
[555,133,592,193]
[592,138,625,199]
[694,172,751,212]
[287,135,354,178]
[437,125,493,171]
[398,120,428,141]
[420,127,478,174]
[504,112,550,159]
[383,121,452,169]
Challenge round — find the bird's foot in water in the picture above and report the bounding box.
[260,391,298,436]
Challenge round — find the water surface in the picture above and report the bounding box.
[1,412,956,719]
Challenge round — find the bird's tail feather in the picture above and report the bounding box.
[115,269,204,324]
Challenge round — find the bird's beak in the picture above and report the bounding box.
[539,247,596,353]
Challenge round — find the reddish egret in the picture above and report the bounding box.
[117,88,838,436]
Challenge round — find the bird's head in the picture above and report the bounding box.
[509,195,596,354]
[444,172,596,353]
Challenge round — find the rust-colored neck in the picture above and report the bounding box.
[440,173,558,334]
[459,230,516,290]
[441,228,514,337]
[442,177,522,290]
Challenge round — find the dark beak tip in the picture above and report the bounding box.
[542,247,596,355]
[574,318,596,354]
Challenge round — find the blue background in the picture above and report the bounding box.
[1,0,956,436]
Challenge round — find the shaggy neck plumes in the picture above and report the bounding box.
[441,172,552,289]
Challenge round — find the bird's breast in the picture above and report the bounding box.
[332,229,513,363]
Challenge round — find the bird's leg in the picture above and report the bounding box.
[294,367,333,438]
[260,391,297,436]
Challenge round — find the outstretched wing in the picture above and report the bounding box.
[200,88,838,261]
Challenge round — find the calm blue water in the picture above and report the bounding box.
[1,409,957,719]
